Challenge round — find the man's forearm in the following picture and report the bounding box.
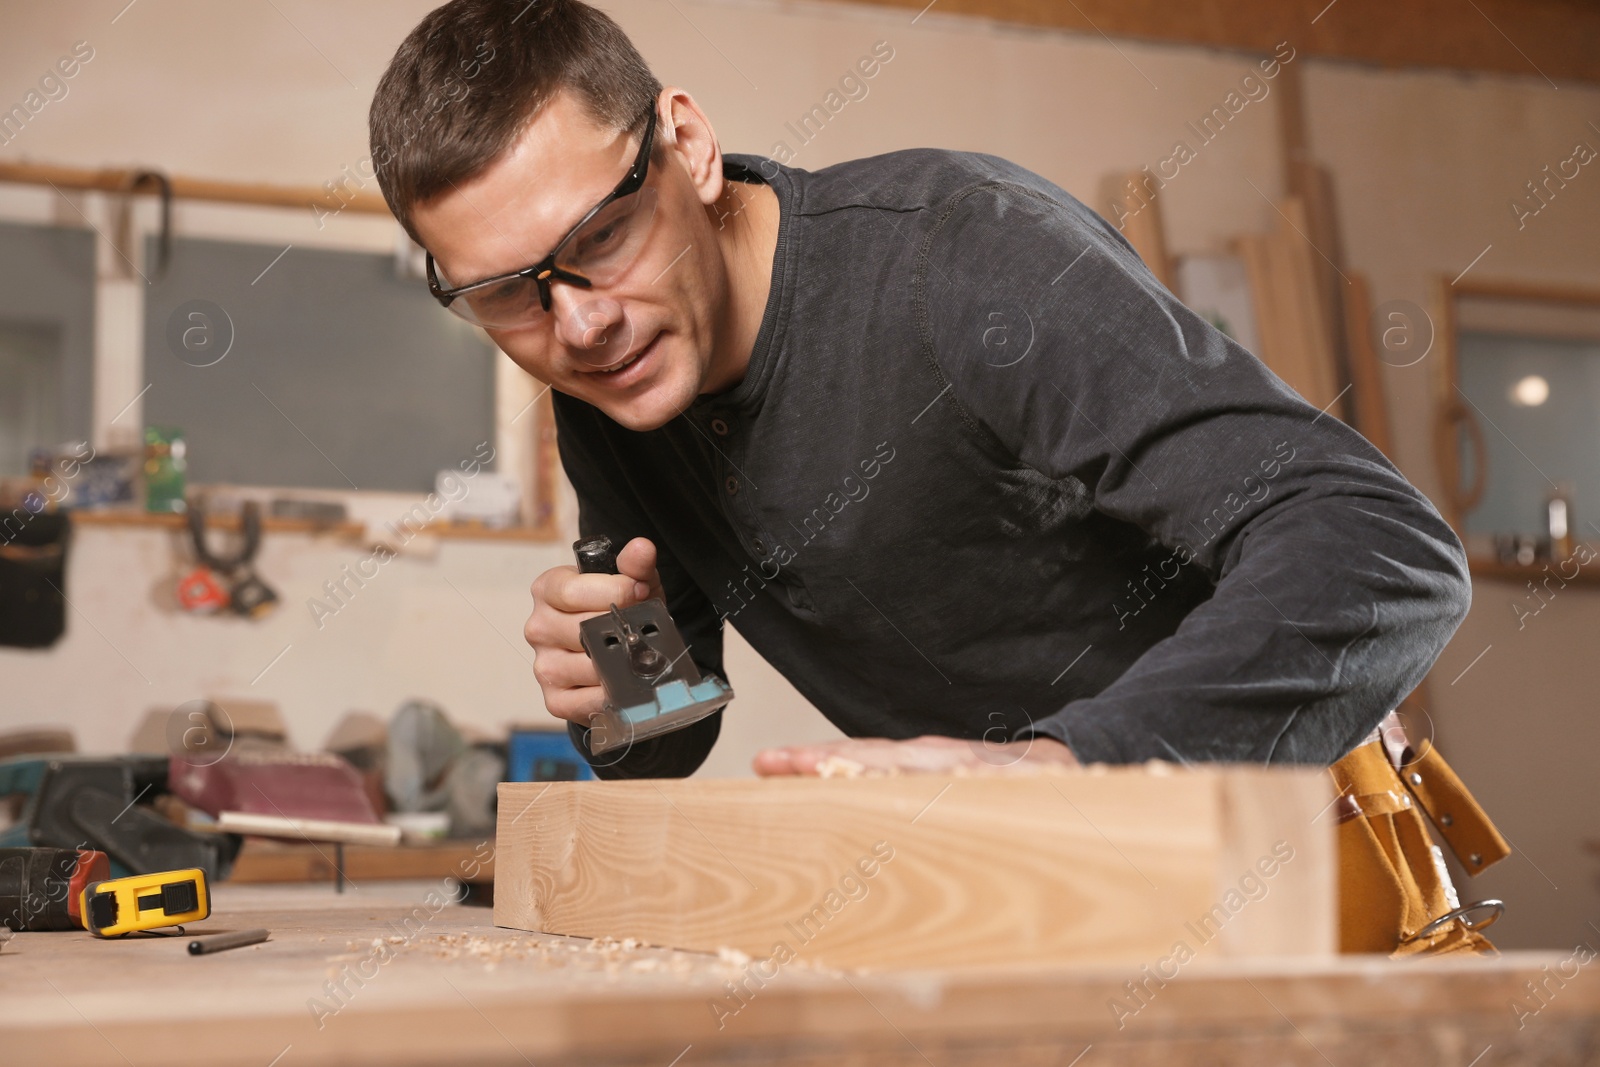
[1022,475,1471,766]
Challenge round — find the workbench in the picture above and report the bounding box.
[3,881,1597,1066]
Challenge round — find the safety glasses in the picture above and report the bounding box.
[426,105,660,329]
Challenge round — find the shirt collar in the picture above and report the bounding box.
[688,153,795,420]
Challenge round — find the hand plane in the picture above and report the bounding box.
[574,536,733,757]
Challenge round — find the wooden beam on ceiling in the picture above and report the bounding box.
[822,0,1596,85]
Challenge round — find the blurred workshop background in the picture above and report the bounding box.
[0,0,1596,950]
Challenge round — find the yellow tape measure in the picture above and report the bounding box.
[79,868,210,937]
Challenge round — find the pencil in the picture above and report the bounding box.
[187,928,270,955]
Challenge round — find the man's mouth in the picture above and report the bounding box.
[582,332,661,386]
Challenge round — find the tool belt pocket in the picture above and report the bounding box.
[0,511,70,649]
[1329,715,1511,957]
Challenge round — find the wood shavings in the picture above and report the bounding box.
[816,756,872,778]
[715,946,751,967]
[391,932,704,979]
[813,750,1095,779]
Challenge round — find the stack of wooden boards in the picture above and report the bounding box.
[494,767,1334,969]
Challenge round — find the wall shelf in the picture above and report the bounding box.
[416,521,560,543]
[65,508,560,544]
[1467,553,1600,587]
[69,508,365,538]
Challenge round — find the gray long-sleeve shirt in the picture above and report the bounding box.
[556,148,1471,779]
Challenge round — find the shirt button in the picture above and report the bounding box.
[752,538,766,555]
[710,417,730,436]
[725,476,739,496]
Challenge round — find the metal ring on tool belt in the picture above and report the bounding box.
[1407,899,1506,943]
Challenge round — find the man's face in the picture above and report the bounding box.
[412,91,729,431]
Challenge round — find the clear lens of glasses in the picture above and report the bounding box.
[440,186,660,330]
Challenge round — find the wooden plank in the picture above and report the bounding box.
[493,768,1334,970]
[819,0,1600,85]
[216,812,402,847]
[1276,62,1310,186]
[1344,271,1397,458]
[1,882,1594,1067]
[1288,160,1354,423]
[1214,770,1336,958]
[1100,170,1174,291]
[227,838,495,884]
[1237,196,1342,412]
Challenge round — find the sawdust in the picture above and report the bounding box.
[815,756,872,778]
[715,945,752,967]
[321,932,844,981]
[346,932,711,977]
[812,754,1143,778]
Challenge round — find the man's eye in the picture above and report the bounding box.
[473,279,530,311]
[581,222,623,253]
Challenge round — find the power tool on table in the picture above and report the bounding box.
[2,849,206,936]
[573,536,734,756]
[1,847,108,931]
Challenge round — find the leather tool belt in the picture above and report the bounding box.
[1329,710,1511,956]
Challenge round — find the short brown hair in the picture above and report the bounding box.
[369,0,662,244]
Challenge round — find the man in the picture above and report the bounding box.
[370,0,1470,780]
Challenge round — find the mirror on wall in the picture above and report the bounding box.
[1439,283,1600,566]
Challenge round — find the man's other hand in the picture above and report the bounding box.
[753,734,1080,777]
[525,536,664,725]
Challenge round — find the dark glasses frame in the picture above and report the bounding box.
[426,103,659,317]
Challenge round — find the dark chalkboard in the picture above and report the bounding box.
[143,235,496,492]
[0,221,96,477]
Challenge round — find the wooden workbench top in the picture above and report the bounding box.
[2,882,1596,1067]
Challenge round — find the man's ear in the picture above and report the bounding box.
[659,88,725,208]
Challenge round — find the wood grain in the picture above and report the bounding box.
[494,768,1334,971]
[1,881,1591,1067]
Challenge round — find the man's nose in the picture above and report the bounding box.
[552,288,629,359]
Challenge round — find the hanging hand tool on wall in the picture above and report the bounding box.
[179,499,279,618]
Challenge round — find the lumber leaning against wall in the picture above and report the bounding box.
[494,768,1335,971]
